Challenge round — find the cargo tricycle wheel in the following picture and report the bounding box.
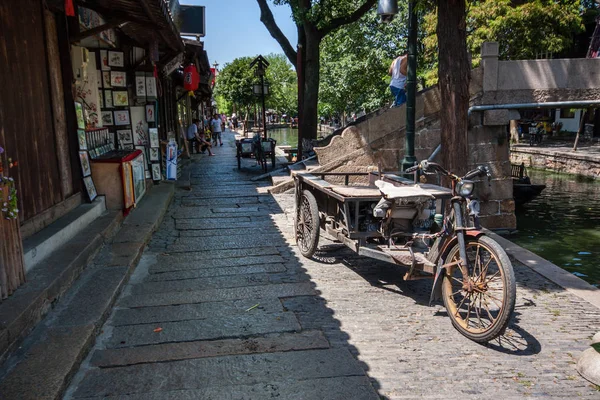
[295,190,320,258]
[441,235,516,343]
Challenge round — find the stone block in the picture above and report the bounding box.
[484,109,510,126]
[481,42,499,58]
[314,126,366,166]
[469,111,483,128]
[474,178,512,202]
[468,142,509,165]
[500,199,515,214]
[479,200,500,216]
[479,213,516,230]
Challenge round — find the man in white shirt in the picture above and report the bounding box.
[210,114,223,146]
[186,119,200,153]
[389,53,408,107]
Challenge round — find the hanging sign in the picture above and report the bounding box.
[163,53,184,76]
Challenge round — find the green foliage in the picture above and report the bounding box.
[213,56,256,111]
[319,6,409,117]
[421,0,585,86]
[264,53,298,115]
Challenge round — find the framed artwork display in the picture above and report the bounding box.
[79,151,92,177]
[110,71,126,87]
[108,51,124,67]
[100,50,110,71]
[114,110,130,126]
[145,104,155,122]
[117,129,133,145]
[149,128,159,148]
[149,147,160,161]
[75,102,85,129]
[77,129,87,150]
[83,176,97,201]
[112,91,129,107]
[135,76,146,97]
[101,111,113,126]
[146,76,157,97]
[135,145,148,169]
[102,71,111,88]
[104,90,113,108]
[131,106,148,145]
[121,143,135,150]
[151,164,161,181]
[145,170,152,179]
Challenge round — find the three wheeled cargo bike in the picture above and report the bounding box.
[294,160,516,343]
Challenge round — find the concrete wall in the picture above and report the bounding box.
[554,108,583,132]
[511,147,600,178]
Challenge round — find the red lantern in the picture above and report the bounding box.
[183,64,199,93]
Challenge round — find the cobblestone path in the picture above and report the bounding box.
[65,131,600,399]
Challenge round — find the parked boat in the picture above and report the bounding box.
[511,163,546,205]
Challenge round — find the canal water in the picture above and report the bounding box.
[268,128,298,147]
[509,169,600,286]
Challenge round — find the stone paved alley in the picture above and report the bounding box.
[64,131,600,399]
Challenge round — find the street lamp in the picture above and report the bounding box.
[378,0,418,173]
[250,55,270,140]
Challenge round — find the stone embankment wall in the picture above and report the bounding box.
[511,147,600,178]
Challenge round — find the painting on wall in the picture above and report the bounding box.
[83,176,97,201]
[146,76,157,97]
[110,71,126,87]
[149,128,159,148]
[114,110,130,126]
[75,102,85,129]
[79,151,92,177]
[112,91,128,107]
[75,56,101,128]
[101,111,114,126]
[117,129,133,146]
[149,147,160,161]
[104,90,113,108]
[108,51,124,67]
[102,71,111,88]
[100,50,110,71]
[145,104,155,122]
[136,76,146,97]
[135,145,149,169]
[151,163,161,181]
[130,106,148,145]
[78,130,88,150]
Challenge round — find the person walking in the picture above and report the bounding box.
[389,53,408,107]
[210,114,223,146]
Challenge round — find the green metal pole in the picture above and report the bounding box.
[402,0,418,172]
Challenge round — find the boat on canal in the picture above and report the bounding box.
[511,163,546,205]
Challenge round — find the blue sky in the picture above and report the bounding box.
[182,1,298,68]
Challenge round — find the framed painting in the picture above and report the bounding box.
[151,163,161,181]
[135,76,146,97]
[146,76,157,97]
[149,128,159,148]
[149,147,160,162]
[101,111,113,126]
[77,129,88,150]
[112,91,128,107]
[110,71,126,87]
[102,71,111,88]
[75,102,85,129]
[117,129,133,145]
[114,110,130,126]
[121,143,135,150]
[104,90,113,108]
[145,104,155,122]
[100,50,110,71]
[135,145,149,169]
[131,106,148,145]
[108,51,124,67]
[83,176,98,201]
[79,151,92,177]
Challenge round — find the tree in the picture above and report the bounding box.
[264,53,298,116]
[256,0,377,152]
[319,6,409,119]
[213,56,256,119]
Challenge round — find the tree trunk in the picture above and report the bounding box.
[437,0,470,176]
[299,30,321,142]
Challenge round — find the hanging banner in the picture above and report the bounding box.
[166,139,178,180]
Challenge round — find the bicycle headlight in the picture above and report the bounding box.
[457,180,474,197]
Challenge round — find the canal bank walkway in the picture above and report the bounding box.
[511,141,600,178]
[64,130,600,399]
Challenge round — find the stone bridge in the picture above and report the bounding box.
[311,42,600,230]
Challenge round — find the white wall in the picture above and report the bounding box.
[554,108,582,132]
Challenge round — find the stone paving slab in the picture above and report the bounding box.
[166,234,286,252]
[78,376,378,400]
[176,189,263,199]
[72,348,368,398]
[149,254,286,273]
[173,207,271,219]
[157,246,281,262]
[180,196,263,207]
[105,312,301,348]
[91,330,331,367]
[118,282,317,308]
[145,263,287,282]
[111,298,285,326]
[175,218,273,230]
[178,226,279,237]
[132,271,306,294]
